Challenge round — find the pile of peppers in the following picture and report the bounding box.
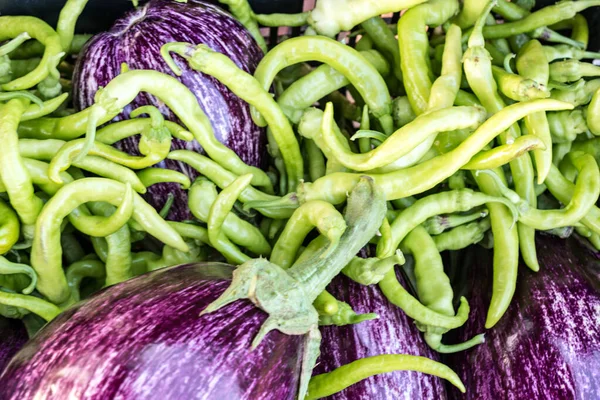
[1,0,600,397]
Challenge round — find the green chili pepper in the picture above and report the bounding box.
[433,218,491,251]
[306,354,465,399]
[454,0,488,28]
[543,44,600,62]
[307,0,427,37]
[398,0,459,115]
[361,16,402,81]
[0,98,44,225]
[464,0,540,275]
[0,289,61,321]
[392,96,417,128]
[0,199,19,255]
[550,59,600,82]
[472,169,520,326]
[207,174,254,265]
[586,87,600,136]
[403,226,485,353]
[270,200,346,269]
[20,92,69,121]
[0,256,37,295]
[461,135,545,170]
[95,117,193,143]
[0,16,64,90]
[252,35,394,134]
[516,40,552,184]
[529,27,585,49]
[188,178,271,256]
[318,300,377,327]
[482,1,600,40]
[137,168,191,190]
[491,66,549,102]
[546,163,600,235]
[550,78,600,107]
[276,49,390,124]
[66,257,105,302]
[254,12,309,27]
[482,154,600,230]
[305,139,326,182]
[218,0,267,52]
[422,209,488,235]
[547,109,587,143]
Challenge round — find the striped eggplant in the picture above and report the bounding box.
[314,270,449,399]
[72,0,266,220]
[0,317,27,374]
[446,236,600,399]
[0,263,303,399]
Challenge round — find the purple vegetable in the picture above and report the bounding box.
[446,236,600,399]
[0,317,27,374]
[72,0,266,220]
[314,271,448,400]
[0,263,303,399]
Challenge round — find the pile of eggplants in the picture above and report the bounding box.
[73,0,266,220]
[445,236,600,399]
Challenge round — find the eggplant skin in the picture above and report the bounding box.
[0,263,303,400]
[0,317,27,374]
[315,271,448,400]
[72,0,266,221]
[446,237,600,400]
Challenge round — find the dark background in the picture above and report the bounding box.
[0,0,598,49]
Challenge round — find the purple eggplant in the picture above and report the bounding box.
[314,271,449,400]
[446,236,600,399]
[72,0,266,220]
[0,317,27,374]
[0,263,303,399]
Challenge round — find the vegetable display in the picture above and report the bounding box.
[1,0,600,399]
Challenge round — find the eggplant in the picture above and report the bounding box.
[0,317,27,374]
[446,236,600,399]
[314,271,449,400]
[0,263,303,399]
[72,0,266,220]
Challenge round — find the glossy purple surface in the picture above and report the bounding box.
[446,237,600,399]
[72,0,266,220]
[0,317,27,374]
[315,270,448,400]
[0,263,303,399]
